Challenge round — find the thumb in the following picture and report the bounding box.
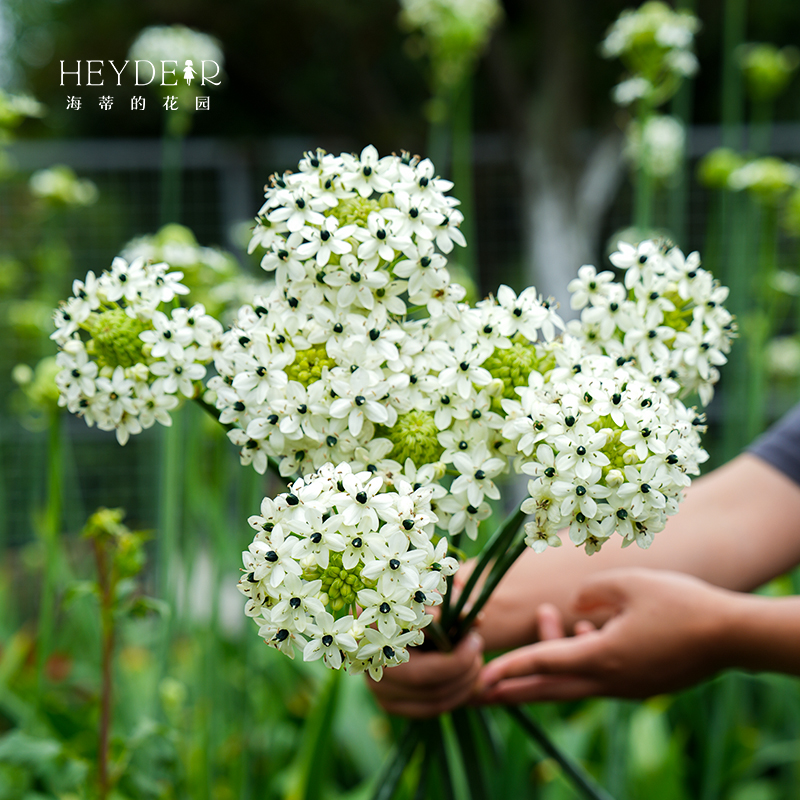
[572,570,631,616]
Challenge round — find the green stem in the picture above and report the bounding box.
[192,394,285,479]
[92,536,115,800]
[451,709,492,800]
[455,537,527,639]
[424,620,452,653]
[633,100,656,232]
[160,126,184,225]
[667,2,694,245]
[155,412,184,699]
[443,504,526,633]
[506,706,617,800]
[721,0,747,150]
[746,204,778,441]
[450,76,476,280]
[634,158,655,232]
[370,722,422,800]
[750,98,774,156]
[36,410,64,697]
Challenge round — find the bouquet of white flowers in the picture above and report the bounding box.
[52,145,734,799]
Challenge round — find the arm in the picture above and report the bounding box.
[477,567,800,703]
[474,453,800,651]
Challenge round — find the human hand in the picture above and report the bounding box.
[476,568,735,702]
[366,631,485,718]
[366,596,578,718]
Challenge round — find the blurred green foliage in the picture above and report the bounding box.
[2,1,800,799]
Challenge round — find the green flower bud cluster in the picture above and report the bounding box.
[285,343,337,386]
[595,424,639,476]
[738,43,799,102]
[82,308,151,370]
[382,409,444,466]
[304,551,374,612]
[483,338,553,411]
[327,196,382,228]
[658,290,692,335]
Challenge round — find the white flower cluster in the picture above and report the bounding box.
[51,257,223,444]
[238,463,456,680]
[211,146,564,541]
[128,24,224,71]
[624,114,686,180]
[399,0,502,41]
[602,0,700,108]
[503,353,707,555]
[566,239,736,405]
[728,158,800,201]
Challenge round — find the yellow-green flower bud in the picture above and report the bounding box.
[328,196,382,227]
[285,343,336,386]
[82,309,151,370]
[382,409,444,466]
[739,43,800,102]
[696,148,746,190]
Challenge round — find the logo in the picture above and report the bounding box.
[59,59,222,87]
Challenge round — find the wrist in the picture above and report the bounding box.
[716,591,800,675]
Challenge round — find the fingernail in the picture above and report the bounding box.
[467,632,483,652]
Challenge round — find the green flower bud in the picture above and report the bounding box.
[382,409,444,466]
[482,337,554,412]
[82,309,150,370]
[738,43,800,102]
[285,343,337,386]
[696,147,746,190]
[327,196,382,227]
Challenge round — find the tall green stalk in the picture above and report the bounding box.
[721,0,747,151]
[35,410,64,697]
[667,0,694,246]
[450,76,476,280]
[745,204,779,442]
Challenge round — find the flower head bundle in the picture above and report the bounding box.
[602,1,700,108]
[52,256,223,443]
[566,239,736,406]
[237,463,456,680]
[211,147,570,542]
[120,223,254,321]
[128,25,224,75]
[50,146,735,678]
[624,114,685,180]
[502,352,708,554]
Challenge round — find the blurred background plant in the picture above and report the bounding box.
[3,0,800,798]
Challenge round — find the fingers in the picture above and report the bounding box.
[377,655,483,717]
[476,674,605,704]
[367,632,484,718]
[478,633,605,688]
[574,619,597,635]
[536,603,566,641]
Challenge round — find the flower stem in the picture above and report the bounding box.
[192,394,285,479]
[92,536,115,800]
[36,410,64,699]
[370,721,421,800]
[506,706,617,800]
[455,537,527,639]
[443,504,527,636]
[425,619,453,653]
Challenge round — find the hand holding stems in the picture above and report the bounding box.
[477,568,739,702]
[478,566,800,703]
[368,453,800,716]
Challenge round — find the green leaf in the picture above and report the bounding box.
[0,731,61,768]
